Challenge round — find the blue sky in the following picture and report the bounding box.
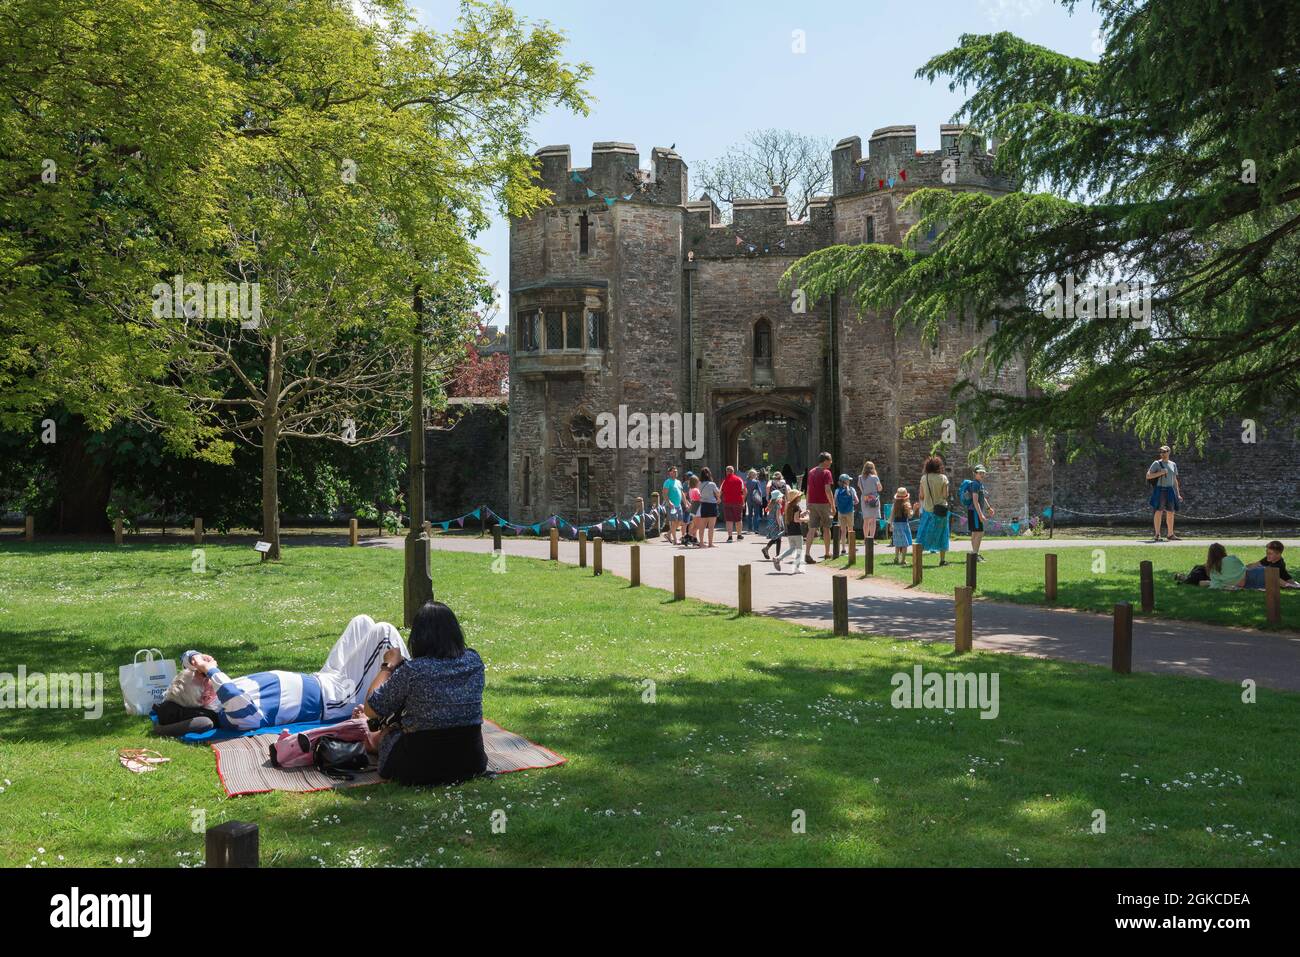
[408,0,1104,318]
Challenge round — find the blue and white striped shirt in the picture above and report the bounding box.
[207,668,323,731]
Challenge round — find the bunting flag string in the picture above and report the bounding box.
[571,169,637,207]
[732,232,787,255]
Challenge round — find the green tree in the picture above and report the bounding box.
[784,0,1300,456]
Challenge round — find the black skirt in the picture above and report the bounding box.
[379,723,488,787]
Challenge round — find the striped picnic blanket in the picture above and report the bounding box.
[212,719,565,797]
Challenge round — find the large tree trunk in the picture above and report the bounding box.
[261,336,282,561]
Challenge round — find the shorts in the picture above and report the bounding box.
[723,503,743,523]
[666,503,682,520]
[1150,486,1180,511]
[699,501,719,519]
[967,508,983,532]
[807,503,833,535]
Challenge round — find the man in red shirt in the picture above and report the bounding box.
[720,465,747,542]
[803,451,834,563]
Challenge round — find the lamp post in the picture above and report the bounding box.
[403,285,434,626]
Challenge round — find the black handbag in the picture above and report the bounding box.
[311,735,371,780]
[928,475,950,518]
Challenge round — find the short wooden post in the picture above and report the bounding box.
[348,518,359,547]
[864,535,874,576]
[1265,567,1282,626]
[114,517,124,546]
[193,517,203,545]
[206,821,259,868]
[738,563,752,615]
[492,525,502,551]
[832,522,842,559]
[24,515,34,542]
[549,527,559,561]
[965,552,978,591]
[954,586,973,653]
[832,574,849,636]
[635,497,645,541]
[912,543,923,586]
[1112,602,1133,674]
[578,531,587,568]
[1044,553,1058,603]
[630,544,640,586]
[1139,560,1154,613]
[593,537,603,576]
[673,554,685,600]
[846,527,856,567]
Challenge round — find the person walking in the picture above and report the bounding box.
[745,468,764,534]
[802,451,835,564]
[662,466,684,545]
[915,455,951,565]
[959,464,995,561]
[773,489,807,573]
[760,479,786,560]
[857,460,883,542]
[1146,445,1183,541]
[720,465,747,542]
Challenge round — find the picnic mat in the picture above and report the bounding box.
[212,719,566,797]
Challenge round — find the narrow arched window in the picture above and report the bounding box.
[753,318,773,383]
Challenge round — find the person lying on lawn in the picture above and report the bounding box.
[1247,541,1300,589]
[152,615,409,737]
[354,600,487,787]
[1186,543,1277,590]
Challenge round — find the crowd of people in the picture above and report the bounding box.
[658,451,997,574]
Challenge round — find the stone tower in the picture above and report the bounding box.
[506,125,1030,526]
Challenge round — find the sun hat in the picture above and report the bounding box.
[974,464,987,474]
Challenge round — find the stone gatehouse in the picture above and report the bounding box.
[505,123,1034,525]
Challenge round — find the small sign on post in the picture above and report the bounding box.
[254,541,272,554]
[738,563,752,615]
[954,585,973,653]
[832,574,848,636]
[673,554,685,601]
[630,544,641,586]
[1265,567,1282,626]
[1112,602,1133,674]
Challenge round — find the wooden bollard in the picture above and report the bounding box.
[635,497,645,541]
[348,518,359,546]
[966,552,978,591]
[1265,567,1282,626]
[864,535,874,576]
[832,523,842,559]
[193,517,203,545]
[492,525,502,551]
[673,554,685,600]
[832,574,848,636]
[578,531,587,568]
[593,537,603,576]
[738,563,752,614]
[206,821,259,868]
[954,585,973,653]
[549,527,559,560]
[24,515,34,542]
[113,517,124,546]
[1139,560,1154,613]
[847,527,856,566]
[1112,602,1133,674]
[912,543,923,585]
[1044,553,1058,603]
[630,544,640,586]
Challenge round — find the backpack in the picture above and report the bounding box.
[959,479,974,508]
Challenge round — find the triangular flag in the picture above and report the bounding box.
[440,521,450,531]
[456,517,464,528]
[878,179,885,189]
[899,169,907,181]
[735,235,743,246]
[586,188,596,198]
[604,197,616,207]
[858,167,866,182]
[571,171,583,183]
[1010,521,1021,535]
[622,194,633,201]
[1043,507,1053,518]
[887,176,896,188]
[470,508,481,519]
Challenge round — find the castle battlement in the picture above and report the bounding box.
[533,142,688,207]
[831,124,1014,197]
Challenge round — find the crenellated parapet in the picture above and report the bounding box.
[684,191,833,260]
[831,124,1015,197]
[532,143,688,208]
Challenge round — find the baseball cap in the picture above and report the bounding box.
[974,464,987,474]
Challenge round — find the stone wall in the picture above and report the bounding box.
[425,402,509,519]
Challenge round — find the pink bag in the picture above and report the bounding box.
[268,717,371,768]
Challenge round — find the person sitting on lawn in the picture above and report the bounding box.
[1194,543,1270,590]
[154,614,409,736]
[1247,541,1300,589]
[359,600,487,787]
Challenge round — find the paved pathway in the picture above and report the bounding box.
[378,533,1300,693]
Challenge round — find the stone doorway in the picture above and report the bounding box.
[717,395,812,479]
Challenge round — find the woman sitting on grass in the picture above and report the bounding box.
[360,600,487,787]
[1193,543,1269,590]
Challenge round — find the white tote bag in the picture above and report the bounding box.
[119,649,177,716]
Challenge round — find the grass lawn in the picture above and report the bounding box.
[1,541,1297,868]
[823,542,1298,631]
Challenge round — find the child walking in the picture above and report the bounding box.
[773,490,807,573]
[760,480,787,560]
[890,487,913,564]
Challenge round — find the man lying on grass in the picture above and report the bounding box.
[152,614,408,736]
[1175,542,1300,590]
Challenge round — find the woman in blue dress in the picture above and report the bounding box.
[915,455,951,565]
